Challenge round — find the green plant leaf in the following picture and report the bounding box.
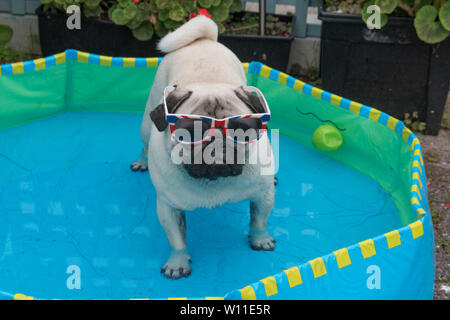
[118,0,129,9]
[124,3,138,20]
[222,0,233,8]
[156,0,170,10]
[439,1,450,32]
[138,2,151,13]
[374,0,397,14]
[0,24,13,46]
[168,0,178,10]
[183,0,196,11]
[132,21,154,41]
[217,22,226,33]
[230,0,243,12]
[108,4,118,21]
[198,0,213,8]
[83,5,103,17]
[155,21,168,37]
[163,19,182,30]
[134,7,148,23]
[158,9,170,21]
[111,8,131,25]
[84,0,101,9]
[126,19,142,30]
[212,0,221,7]
[414,5,449,44]
[210,4,229,22]
[169,4,185,22]
[149,1,159,13]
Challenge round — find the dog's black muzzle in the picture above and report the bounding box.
[184,163,244,179]
[183,138,245,180]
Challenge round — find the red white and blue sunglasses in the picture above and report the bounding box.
[163,86,271,145]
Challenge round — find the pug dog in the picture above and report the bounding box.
[131,16,276,279]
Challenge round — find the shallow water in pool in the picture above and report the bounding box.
[0,112,401,299]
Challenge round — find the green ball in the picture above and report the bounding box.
[312,125,343,151]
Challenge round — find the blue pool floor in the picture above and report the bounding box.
[0,112,401,299]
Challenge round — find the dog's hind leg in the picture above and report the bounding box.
[157,197,192,279]
[248,186,276,251]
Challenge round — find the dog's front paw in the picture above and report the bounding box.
[249,228,276,251]
[161,249,192,279]
[130,157,148,172]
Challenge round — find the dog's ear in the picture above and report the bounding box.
[150,104,168,132]
[150,89,193,132]
[234,87,265,113]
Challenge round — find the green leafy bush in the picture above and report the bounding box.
[40,0,243,41]
[0,24,39,64]
[0,24,13,49]
[324,0,450,44]
[224,12,293,37]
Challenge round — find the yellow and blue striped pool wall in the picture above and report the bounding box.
[0,52,433,300]
[226,61,433,300]
[0,50,163,77]
[229,215,431,299]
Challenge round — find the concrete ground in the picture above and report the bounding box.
[416,94,450,300]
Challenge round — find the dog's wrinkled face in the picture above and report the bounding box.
[150,84,266,180]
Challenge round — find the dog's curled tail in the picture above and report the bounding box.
[157,16,218,54]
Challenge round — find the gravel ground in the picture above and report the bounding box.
[416,94,450,300]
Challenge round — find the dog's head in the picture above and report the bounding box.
[150,83,267,180]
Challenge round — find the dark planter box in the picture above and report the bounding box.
[36,6,160,58]
[218,13,295,72]
[36,7,294,72]
[319,9,450,135]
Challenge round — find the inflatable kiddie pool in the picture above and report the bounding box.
[0,50,434,299]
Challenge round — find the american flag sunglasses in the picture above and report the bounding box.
[163,85,271,145]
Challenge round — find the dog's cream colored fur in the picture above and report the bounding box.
[131,16,275,279]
